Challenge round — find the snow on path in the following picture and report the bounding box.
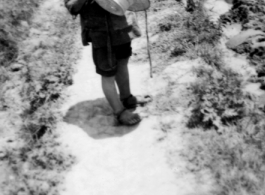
[57,46,185,195]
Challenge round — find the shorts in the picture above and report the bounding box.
[92,42,132,77]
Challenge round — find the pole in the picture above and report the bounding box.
[145,10,153,78]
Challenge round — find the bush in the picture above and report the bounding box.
[154,0,222,60]
[184,115,265,195]
[0,0,40,68]
[0,0,80,194]
[187,66,251,130]
[0,134,75,195]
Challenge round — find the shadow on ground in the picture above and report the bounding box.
[64,98,139,139]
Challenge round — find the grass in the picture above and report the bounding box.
[1,134,75,195]
[183,108,265,195]
[220,0,265,75]
[187,65,254,130]
[183,2,265,195]
[0,0,81,194]
[0,0,40,68]
[143,0,265,195]
[132,0,222,74]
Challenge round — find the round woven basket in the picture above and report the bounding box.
[95,0,150,16]
[128,0,150,12]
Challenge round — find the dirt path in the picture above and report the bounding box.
[4,0,260,194]
[57,46,187,195]
[55,1,236,194]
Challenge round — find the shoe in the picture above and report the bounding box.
[121,94,152,109]
[115,109,141,126]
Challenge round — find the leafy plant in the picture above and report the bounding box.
[1,134,75,195]
[187,66,250,130]
[184,5,222,45]
[183,112,265,195]
[0,0,81,195]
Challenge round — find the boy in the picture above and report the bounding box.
[65,0,145,125]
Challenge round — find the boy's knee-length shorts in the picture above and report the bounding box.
[92,42,132,77]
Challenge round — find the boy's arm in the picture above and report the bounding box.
[64,0,88,15]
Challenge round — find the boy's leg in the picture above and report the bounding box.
[115,58,152,109]
[101,76,124,114]
[102,75,140,124]
[115,57,131,100]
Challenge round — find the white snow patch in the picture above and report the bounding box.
[219,37,256,78]
[244,83,264,96]
[214,6,265,105]
[219,24,264,98]
[226,29,265,49]
[204,0,232,23]
[222,23,242,38]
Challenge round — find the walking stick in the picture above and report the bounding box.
[144,10,153,78]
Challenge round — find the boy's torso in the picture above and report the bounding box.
[80,1,131,47]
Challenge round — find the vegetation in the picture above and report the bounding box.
[0,0,81,194]
[0,0,40,68]
[149,0,265,194]
[133,0,222,73]
[187,66,247,130]
[1,0,265,195]
[220,0,265,77]
[1,135,75,195]
[183,1,265,195]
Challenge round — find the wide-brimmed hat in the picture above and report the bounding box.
[95,0,150,16]
[128,0,150,12]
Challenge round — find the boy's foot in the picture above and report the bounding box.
[121,95,152,109]
[115,109,141,126]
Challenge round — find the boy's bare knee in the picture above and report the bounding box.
[102,76,115,82]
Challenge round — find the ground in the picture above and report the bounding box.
[55,1,228,194]
[57,41,216,194]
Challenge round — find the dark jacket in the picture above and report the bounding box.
[64,0,132,47]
